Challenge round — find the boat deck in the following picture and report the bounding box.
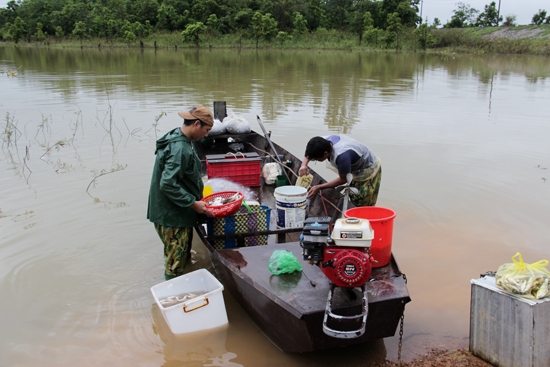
[216,242,409,319]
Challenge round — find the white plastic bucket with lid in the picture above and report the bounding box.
[274,185,307,228]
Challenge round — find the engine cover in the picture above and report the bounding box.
[320,246,372,288]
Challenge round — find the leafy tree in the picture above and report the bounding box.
[8,16,26,43]
[475,1,502,27]
[251,11,278,47]
[292,11,308,37]
[275,30,291,45]
[233,8,254,31]
[123,30,136,43]
[502,15,516,27]
[157,4,187,31]
[181,21,206,46]
[130,0,159,26]
[362,11,380,46]
[58,0,91,35]
[414,22,434,49]
[54,25,63,39]
[531,9,548,25]
[302,0,326,31]
[192,0,221,24]
[444,2,478,28]
[206,14,220,34]
[380,0,418,28]
[35,21,46,40]
[396,0,420,27]
[324,0,353,30]
[432,17,441,28]
[107,18,122,40]
[72,20,86,44]
[261,0,296,32]
[144,20,153,36]
[349,10,365,44]
[385,11,402,49]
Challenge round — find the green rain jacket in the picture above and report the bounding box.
[147,127,204,228]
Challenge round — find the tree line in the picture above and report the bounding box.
[0,0,548,48]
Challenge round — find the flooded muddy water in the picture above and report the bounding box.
[1,46,549,366]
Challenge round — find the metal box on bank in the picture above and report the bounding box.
[470,276,550,367]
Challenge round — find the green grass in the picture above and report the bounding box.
[4,26,550,55]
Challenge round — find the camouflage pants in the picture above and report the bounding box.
[349,166,382,207]
[154,224,193,280]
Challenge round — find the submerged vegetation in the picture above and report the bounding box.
[0,0,549,54]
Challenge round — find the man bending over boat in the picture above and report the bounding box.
[147,105,215,280]
[298,135,381,207]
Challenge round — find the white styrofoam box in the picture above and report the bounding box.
[151,268,228,334]
[470,276,550,367]
[331,217,374,247]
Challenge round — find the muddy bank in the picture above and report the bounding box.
[381,349,494,367]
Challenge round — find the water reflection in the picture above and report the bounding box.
[2,47,548,133]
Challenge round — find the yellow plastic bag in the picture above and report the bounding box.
[495,252,550,300]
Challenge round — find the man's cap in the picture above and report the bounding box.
[178,105,214,126]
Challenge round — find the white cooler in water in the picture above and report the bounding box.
[151,268,228,334]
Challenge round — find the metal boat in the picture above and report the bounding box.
[194,114,410,353]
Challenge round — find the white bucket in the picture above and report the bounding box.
[274,185,307,228]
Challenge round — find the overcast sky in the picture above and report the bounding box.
[0,0,547,26]
[421,0,547,25]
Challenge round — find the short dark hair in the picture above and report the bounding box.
[183,118,210,127]
[305,136,331,160]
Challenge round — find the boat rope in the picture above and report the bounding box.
[319,191,330,217]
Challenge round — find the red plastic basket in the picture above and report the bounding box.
[202,191,244,218]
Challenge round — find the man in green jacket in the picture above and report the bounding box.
[147,105,215,280]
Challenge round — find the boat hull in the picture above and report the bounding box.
[203,239,410,353]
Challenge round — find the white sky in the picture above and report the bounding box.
[0,0,547,26]
[421,0,547,25]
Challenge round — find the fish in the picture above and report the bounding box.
[159,292,203,308]
[207,193,239,206]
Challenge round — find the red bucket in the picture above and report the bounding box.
[344,207,396,268]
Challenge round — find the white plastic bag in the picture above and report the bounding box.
[262,162,282,185]
[208,118,226,136]
[224,110,251,134]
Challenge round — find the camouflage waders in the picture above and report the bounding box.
[154,224,193,280]
[349,166,382,207]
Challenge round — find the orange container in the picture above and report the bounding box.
[344,207,396,268]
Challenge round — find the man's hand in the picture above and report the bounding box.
[193,200,215,218]
[298,165,309,177]
[307,185,321,199]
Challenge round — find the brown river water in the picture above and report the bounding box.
[1,46,549,366]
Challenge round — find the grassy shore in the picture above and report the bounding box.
[3,24,550,56]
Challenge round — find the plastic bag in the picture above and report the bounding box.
[208,118,226,136]
[262,162,282,185]
[268,250,302,275]
[224,110,251,134]
[495,252,550,299]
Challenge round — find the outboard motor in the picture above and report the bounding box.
[301,216,374,339]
